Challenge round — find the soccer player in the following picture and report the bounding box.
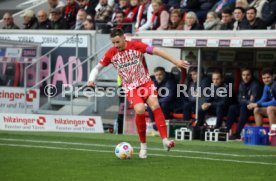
[87,28,189,159]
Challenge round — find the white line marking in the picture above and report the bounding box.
[0,143,275,166]
[0,138,276,158]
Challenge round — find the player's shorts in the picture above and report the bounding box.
[127,81,157,107]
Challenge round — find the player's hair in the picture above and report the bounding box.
[154,66,165,72]
[241,67,253,74]
[262,68,273,76]
[110,28,124,38]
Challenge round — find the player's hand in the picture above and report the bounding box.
[176,60,190,70]
[247,103,257,110]
[87,80,96,87]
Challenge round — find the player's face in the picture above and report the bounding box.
[154,70,165,83]
[111,35,126,52]
[212,73,222,87]
[242,70,252,84]
[262,74,273,85]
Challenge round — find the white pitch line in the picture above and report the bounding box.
[0,143,275,166]
[0,138,276,158]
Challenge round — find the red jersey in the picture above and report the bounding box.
[99,41,153,92]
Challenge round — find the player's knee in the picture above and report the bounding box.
[135,107,145,114]
[253,107,260,114]
[267,106,276,115]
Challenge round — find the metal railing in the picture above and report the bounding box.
[24,37,112,114]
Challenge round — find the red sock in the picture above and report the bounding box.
[153,107,167,139]
[136,113,146,143]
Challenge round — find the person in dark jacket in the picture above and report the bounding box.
[37,10,52,29]
[232,7,247,30]
[226,67,262,140]
[182,67,210,121]
[64,0,80,29]
[248,69,276,126]
[220,8,234,30]
[2,12,20,29]
[183,11,202,30]
[240,7,267,29]
[50,8,69,29]
[148,66,177,121]
[22,9,39,29]
[196,70,231,129]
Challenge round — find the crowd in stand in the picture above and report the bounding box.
[1,0,276,32]
[150,66,276,140]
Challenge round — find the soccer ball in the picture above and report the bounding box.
[115,142,134,159]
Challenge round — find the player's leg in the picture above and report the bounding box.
[146,95,175,151]
[127,90,147,158]
[267,106,276,126]
[253,107,267,126]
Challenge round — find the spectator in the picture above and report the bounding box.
[183,11,202,30]
[95,0,115,11]
[167,9,184,30]
[150,0,169,30]
[236,0,249,9]
[249,0,269,21]
[195,0,217,25]
[182,67,210,121]
[124,0,140,23]
[83,19,94,30]
[248,69,276,126]
[232,7,247,30]
[85,0,99,16]
[48,0,65,20]
[197,70,231,129]
[148,66,176,121]
[135,0,153,31]
[262,0,276,26]
[77,0,89,10]
[94,0,113,23]
[226,67,262,140]
[211,0,236,16]
[64,0,80,28]
[37,10,52,29]
[2,12,20,29]
[50,8,69,29]
[241,7,267,29]
[74,9,87,30]
[21,9,39,29]
[203,11,221,30]
[109,10,132,33]
[220,8,234,30]
[111,0,130,23]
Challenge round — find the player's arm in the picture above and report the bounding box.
[152,47,190,69]
[87,63,104,87]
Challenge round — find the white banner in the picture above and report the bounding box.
[0,87,39,113]
[0,113,104,133]
[0,34,89,48]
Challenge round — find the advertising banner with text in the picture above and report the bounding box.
[0,113,104,133]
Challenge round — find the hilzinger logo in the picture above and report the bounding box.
[26,90,37,102]
[87,118,96,127]
[0,89,37,102]
[37,116,46,126]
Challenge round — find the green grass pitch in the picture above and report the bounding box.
[0,131,275,181]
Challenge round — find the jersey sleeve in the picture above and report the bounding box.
[134,41,153,54]
[99,48,114,66]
